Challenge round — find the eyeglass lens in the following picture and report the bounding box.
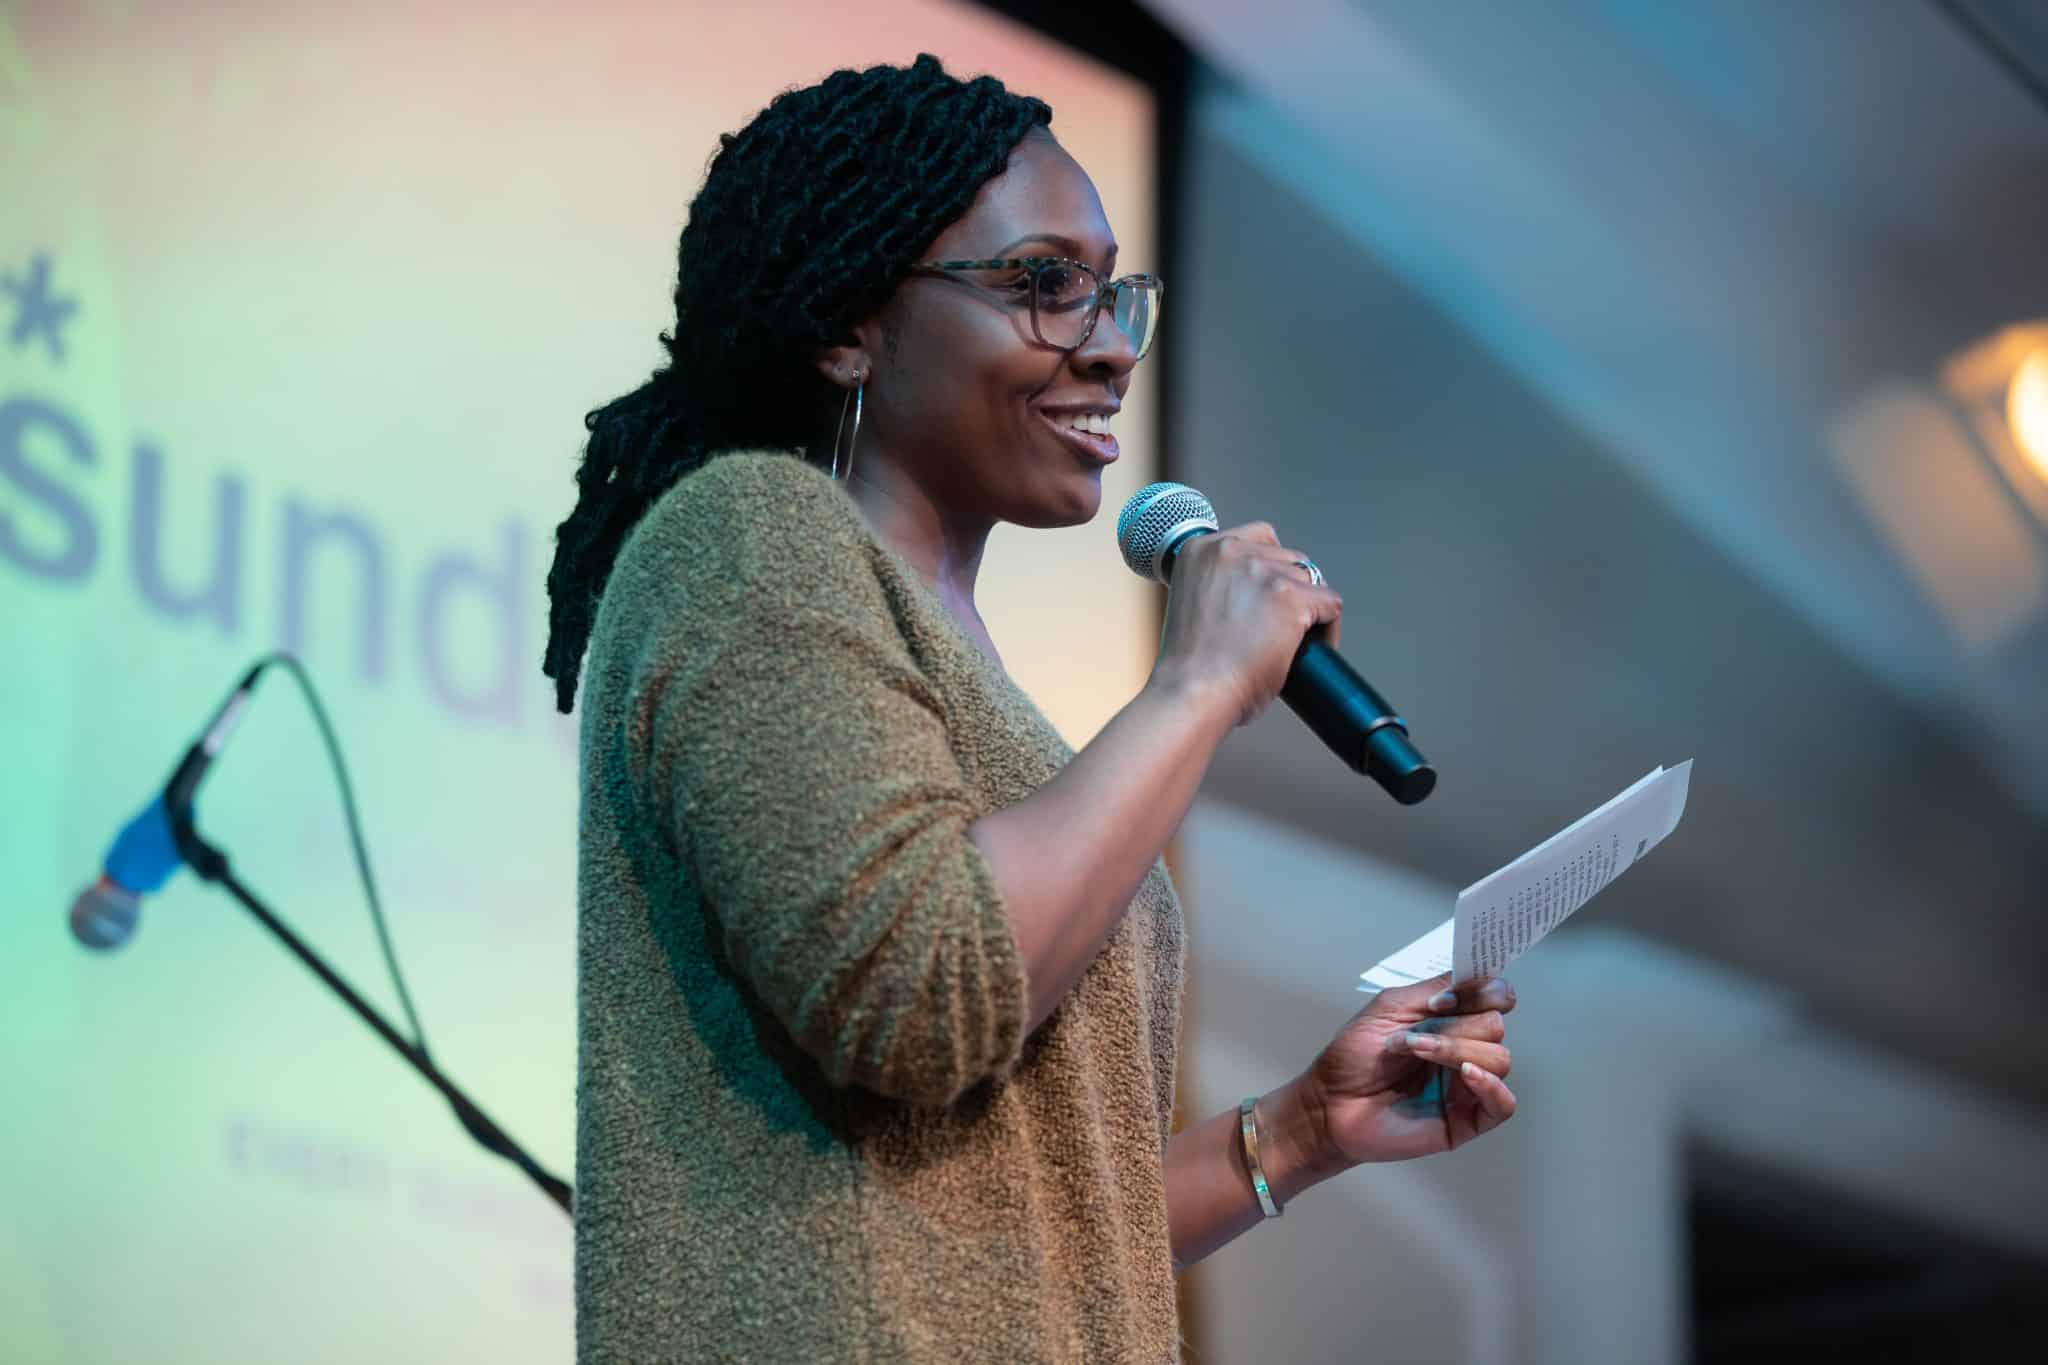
[1032,262,1159,359]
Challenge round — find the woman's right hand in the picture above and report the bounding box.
[1148,523,1344,728]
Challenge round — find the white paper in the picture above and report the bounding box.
[1358,917,1455,995]
[1358,761,1692,995]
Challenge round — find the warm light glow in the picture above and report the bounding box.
[2010,348,2048,484]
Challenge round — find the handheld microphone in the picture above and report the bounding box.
[68,661,269,949]
[1117,482,1437,805]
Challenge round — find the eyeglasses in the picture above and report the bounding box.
[907,257,1163,361]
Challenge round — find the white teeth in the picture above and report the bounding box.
[1057,412,1112,436]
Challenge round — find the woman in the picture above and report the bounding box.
[545,55,1518,1363]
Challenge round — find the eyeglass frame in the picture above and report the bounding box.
[905,257,1163,359]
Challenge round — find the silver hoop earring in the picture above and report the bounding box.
[832,371,864,482]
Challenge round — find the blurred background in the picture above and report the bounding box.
[2,1,2044,1361]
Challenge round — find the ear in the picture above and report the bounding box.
[813,329,873,392]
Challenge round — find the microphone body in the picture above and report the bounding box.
[1117,483,1437,805]
[69,663,267,949]
[1278,633,1437,804]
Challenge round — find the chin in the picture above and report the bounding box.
[1011,472,1103,529]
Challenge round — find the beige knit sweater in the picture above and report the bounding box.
[573,451,1187,1362]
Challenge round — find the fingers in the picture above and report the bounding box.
[1166,525,1344,712]
[1417,1009,1506,1045]
[1302,587,1343,649]
[1221,520,1280,547]
[1247,545,1342,629]
[1244,541,1323,583]
[1214,528,1332,593]
[1422,974,1517,1018]
[1458,1063,1517,1128]
[1387,1030,1511,1079]
[1209,542,1342,638]
[1373,972,1516,1021]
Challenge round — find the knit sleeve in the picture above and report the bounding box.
[611,452,1029,1107]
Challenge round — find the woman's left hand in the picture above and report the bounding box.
[1299,972,1519,1168]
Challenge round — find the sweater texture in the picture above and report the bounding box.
[573,451,1186,1362]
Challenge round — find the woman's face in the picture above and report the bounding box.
[857,129,1141,530]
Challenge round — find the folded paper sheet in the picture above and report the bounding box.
[1359,762,1693,994]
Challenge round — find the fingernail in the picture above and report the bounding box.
[1461,1062,1480,1081]
[1404,1031,1437,1054]
[1427,990,1458,1012]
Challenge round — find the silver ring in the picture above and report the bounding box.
[1293,557,1325,587]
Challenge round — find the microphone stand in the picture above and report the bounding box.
[166,791,573,1216]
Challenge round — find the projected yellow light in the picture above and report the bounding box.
[2010,348,2048,484]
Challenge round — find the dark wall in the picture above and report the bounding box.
[1175,103,2048,1106]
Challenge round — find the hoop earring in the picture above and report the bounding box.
[832,372,864,482]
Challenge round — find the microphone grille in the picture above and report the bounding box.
[70,879,140,951]
[1116,482,1218,583]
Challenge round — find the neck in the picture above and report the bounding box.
[843,452,993,618]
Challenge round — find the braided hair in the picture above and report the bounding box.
[542,54,1053,713]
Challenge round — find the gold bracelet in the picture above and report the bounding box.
[1238,1096,1282,1218]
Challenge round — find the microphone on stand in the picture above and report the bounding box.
[68,661,269,948]
[64,653,575,1213]
[1116,481,1437,805]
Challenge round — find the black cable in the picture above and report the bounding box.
[184,653,569,1211]
[254,651,431,1059]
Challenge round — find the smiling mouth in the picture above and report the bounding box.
[1039,412,1120,465]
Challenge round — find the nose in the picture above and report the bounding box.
[1068,292,1140,382]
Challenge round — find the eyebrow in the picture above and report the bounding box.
[994,233,1119,269]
